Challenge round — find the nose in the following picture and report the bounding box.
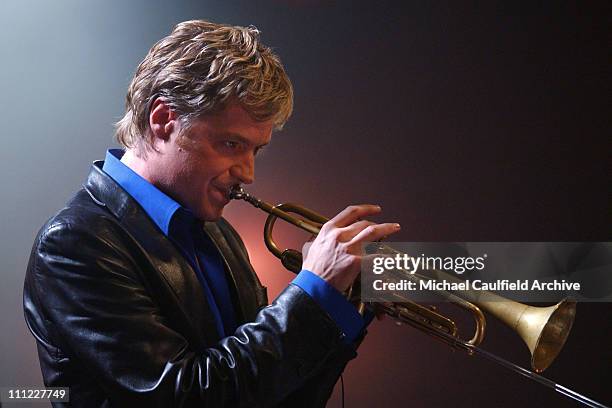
[231,153,255,185]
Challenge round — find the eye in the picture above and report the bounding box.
[224,141,239,149]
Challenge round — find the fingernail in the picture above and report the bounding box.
[394,223,401,229]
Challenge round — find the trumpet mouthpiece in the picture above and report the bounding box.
[229,185,247,200]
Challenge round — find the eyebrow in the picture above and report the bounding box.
[221,132,270,148]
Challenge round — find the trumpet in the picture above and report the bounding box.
[229,186,575,371]
[230,186,610,407]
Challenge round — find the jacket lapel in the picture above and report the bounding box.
[84,162,221,345]
[203,220,268,323]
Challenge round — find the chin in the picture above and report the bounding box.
[206,213,223,222]
[198,206,224,222]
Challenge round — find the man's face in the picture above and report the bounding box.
[154,102,273,221]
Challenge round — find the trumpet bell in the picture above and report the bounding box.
[519,299,576,373]
[480,296,576,372]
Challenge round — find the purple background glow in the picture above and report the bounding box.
[1,1,609,406]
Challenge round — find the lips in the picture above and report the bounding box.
[212,185,231,204]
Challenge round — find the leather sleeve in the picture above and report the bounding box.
[216,218,361,408]
[25,218,356,407]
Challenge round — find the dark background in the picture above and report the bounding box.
[1,1,610,406]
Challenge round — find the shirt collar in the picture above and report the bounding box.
[102,149,185,235]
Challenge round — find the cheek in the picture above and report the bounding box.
[172,150,202,178]
[202,160,233,181]
[166,159,191,186]
[180,163,221,194]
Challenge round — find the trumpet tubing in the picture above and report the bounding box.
[230,186,576,373]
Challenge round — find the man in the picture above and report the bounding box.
[24,20,399,407]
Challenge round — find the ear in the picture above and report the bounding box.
[148,98,178,142]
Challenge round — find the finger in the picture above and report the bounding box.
[348,223,401,246]
[302,241,312,258]
[338,220,375,240]
[343,220,375,232]
[327,205,381,229]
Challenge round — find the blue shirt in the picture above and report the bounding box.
[102,149,366,342]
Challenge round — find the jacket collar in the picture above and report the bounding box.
[84,161,220,343]
[102,149,181,235]
[83,161,263,336]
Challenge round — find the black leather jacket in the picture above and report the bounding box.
[23,162,358,407]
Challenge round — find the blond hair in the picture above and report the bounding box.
[115,20,293,154]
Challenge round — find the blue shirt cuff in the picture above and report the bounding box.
[291,269,365,343]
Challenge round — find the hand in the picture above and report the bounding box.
[302,205,400,293]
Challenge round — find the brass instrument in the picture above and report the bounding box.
[229,186,576,373]
[230,186,612,407]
